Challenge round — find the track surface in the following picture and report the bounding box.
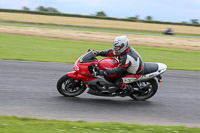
[0,60,200,126]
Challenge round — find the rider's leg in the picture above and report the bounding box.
[115,73,131,97]
[116,74,142,97]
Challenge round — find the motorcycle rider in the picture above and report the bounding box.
[94,36,144,97]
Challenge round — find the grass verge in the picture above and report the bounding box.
[0,115,200,133]
[0,34,200,71]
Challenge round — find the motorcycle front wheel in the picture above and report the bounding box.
[129,78,158,101]
[57,75,86,97]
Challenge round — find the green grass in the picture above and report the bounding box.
[0,34,200,71]
[1,21,200,39]
[0,115,200,133]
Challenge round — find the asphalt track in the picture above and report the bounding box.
[0,60,200,127]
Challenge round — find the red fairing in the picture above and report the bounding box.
[98,57,122,79]
[67,71,96,82]
[75,61,98,77]
[67,71,79,80]
[73,51,98,77]
[69,51,99,82]
[69,51,121,81]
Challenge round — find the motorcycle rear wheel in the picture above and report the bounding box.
[57,75,86,97]
[129,78,158,101]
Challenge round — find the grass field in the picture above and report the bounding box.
[1,12,200,35]
[0,34,199,71]
[0,116,200,133]
[1,22,200,39]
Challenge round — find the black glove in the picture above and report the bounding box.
[94,51,100,56]
[98,70,107,76]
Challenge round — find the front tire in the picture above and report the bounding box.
[129,78,158,101]
[57,75,86,97]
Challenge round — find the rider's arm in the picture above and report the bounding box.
[98,49,118,57]
[105,54,131,75]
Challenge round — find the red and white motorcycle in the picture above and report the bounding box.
[57,50,167,101]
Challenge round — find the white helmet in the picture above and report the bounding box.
[113,36,130,55]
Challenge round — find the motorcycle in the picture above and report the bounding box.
[57,49,167,101]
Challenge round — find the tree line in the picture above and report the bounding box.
[22,6,199,24]
[22,6,59,13]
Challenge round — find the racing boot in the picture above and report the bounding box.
[119,83,132,97]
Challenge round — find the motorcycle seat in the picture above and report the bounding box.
[143,62,158,75]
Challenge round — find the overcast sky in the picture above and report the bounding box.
[1,0,200,22]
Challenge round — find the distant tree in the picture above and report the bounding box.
[36,6,59,13]
[36,6,47,12]
[191,19,199,24]
[96,11,107,17]
[128,15,139,20]
[181,21,188,24]
[22,6,30,11]
[46,7,59,13]
[146,16,152,21]
[128,17,136,20]
[135,15,139,20]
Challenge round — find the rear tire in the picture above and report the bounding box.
[129,78,158,101]
[57,75,86,97]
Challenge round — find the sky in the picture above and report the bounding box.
[1,0,200,23]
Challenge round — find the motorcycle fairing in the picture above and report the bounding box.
[86,76,118,93]
[67,71,96,82]
[67,71,118,95]
[73,51,98,78]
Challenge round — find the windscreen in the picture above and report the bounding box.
[80,51,98,63]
